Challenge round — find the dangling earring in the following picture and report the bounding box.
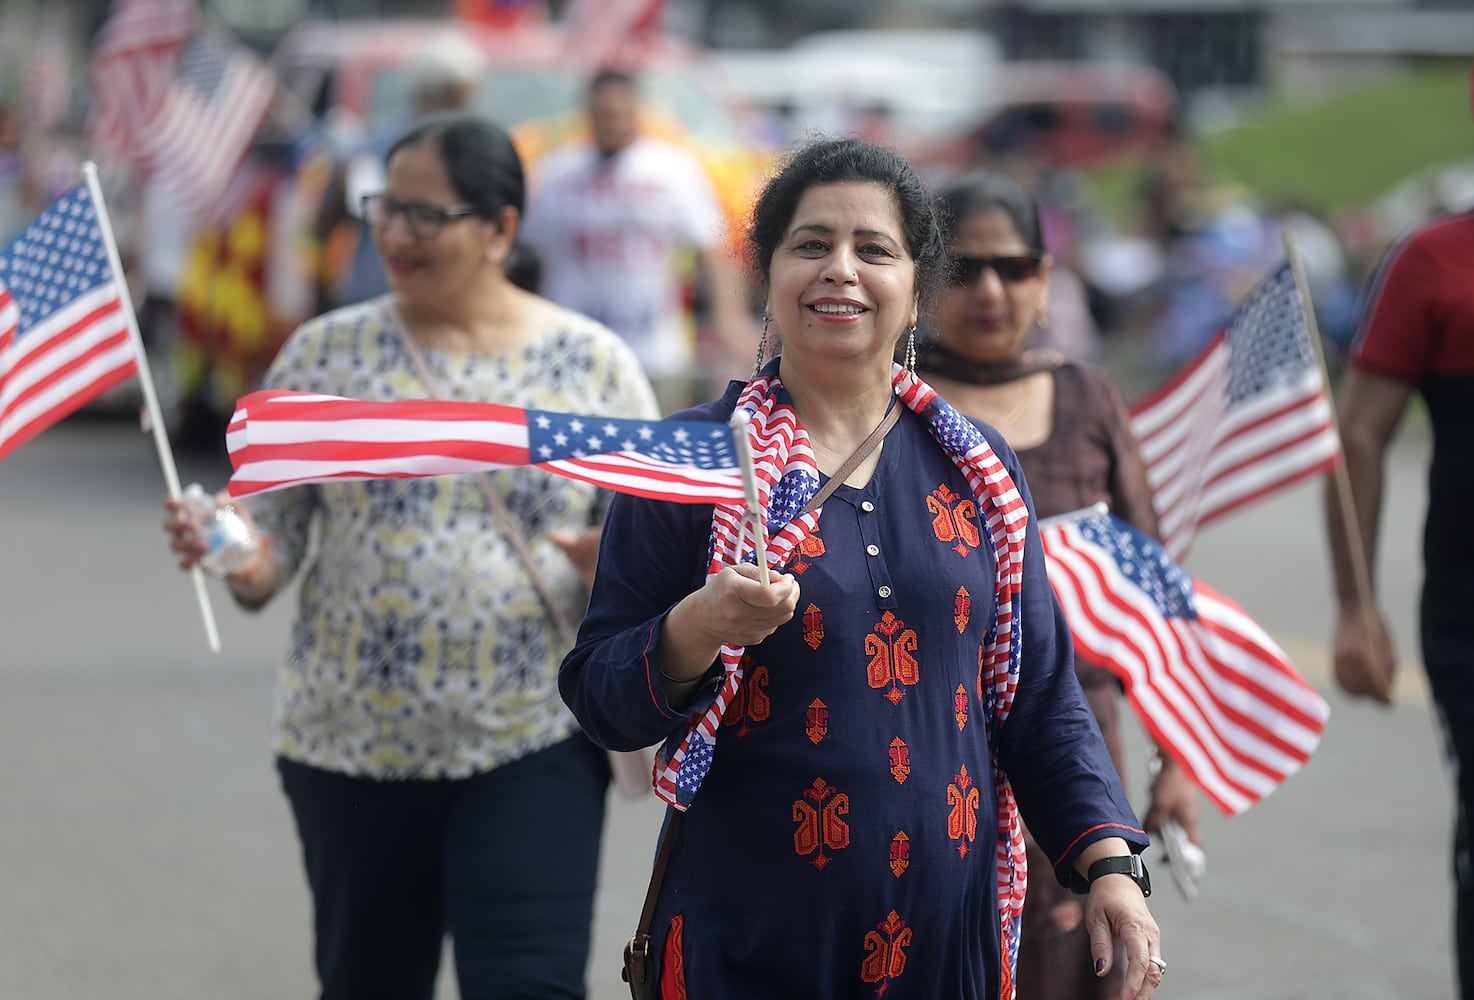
[752,315,770,379]
[903,325,918,371]
[1036,298,1050,329]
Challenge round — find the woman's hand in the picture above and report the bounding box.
[657,562,800,683]
[161,491,278,606]
[1085,872,1165,999]
[1142,749,1202,844]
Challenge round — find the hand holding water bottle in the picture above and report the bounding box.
[164,483,262,579]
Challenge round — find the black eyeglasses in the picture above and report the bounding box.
[361,194,478,239]
[950,254,1043,286]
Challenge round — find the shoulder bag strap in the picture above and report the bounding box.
[390,304,578,648]
[801,401,902,514]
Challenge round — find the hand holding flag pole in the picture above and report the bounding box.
[82,161,222,653]
[728,410,770,586]
[1282,232,1387,700]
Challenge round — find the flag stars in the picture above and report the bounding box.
[569,419,584,434]
[535,414,551,429]
[638,426,653,440]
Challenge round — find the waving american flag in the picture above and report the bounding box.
[0,184,136,464]
[227,389,745,504]
[1130,262,1340,560]
[1041,507,1329,814]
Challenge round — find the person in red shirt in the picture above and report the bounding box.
[1326,202,1474,998]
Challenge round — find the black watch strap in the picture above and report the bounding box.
[1087,854,1152,897]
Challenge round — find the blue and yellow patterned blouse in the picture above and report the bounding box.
[247,297,658,779]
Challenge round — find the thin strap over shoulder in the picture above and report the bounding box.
[802,402,902,514]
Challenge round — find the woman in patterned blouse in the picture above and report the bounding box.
[164,115,659,999]
[561,138,1165,999]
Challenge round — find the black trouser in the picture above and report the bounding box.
[1424,628,1474,1000]
[277,733,610,1000]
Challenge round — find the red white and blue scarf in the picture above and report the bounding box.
[652,360,1032,980]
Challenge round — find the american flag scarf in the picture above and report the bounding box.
[652,360,1032,984]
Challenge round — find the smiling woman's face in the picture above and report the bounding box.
[765,180,918,371]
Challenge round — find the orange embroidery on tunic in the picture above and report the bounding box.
[721,658,769,738]
[806,698,828,745]
[792,778,850,870]
[954,586,971,633]
[860,910,913,993]
[947,765,979,859]
[866,611,919,705]
[888,738,910,784]
[802,602,824,650]
[926,484,981,558]
[954,683,969,731]
[889,831,910,878]
[661,914,687,1000]
[790,530,827,575]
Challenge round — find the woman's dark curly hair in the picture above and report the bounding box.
[746,138,949,321]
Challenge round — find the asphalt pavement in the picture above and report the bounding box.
[0,415,1454,1000]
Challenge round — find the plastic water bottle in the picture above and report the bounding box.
[181,483,260,578]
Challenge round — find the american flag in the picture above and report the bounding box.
[1130,261,1340,560]
[0,184,137,463]
[1041,507,1329,815]
[560,0,667,69]
[226,389,745,504]
[87,0,197,156]
[132,24,277,221]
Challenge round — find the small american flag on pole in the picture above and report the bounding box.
[1041,507,1329,815]
[1130,261,1339,560]
[132,24,276,221]
[226,390,746,505]
[0,184,137,463]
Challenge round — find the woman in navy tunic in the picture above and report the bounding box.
[560,139,1165,999]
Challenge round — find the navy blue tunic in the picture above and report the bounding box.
[561,384,1146,999]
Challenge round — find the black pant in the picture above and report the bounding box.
[1425,629,1474,1000]
[277,733,610,1000]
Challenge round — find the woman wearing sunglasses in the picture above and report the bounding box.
[918,170,1201,1000]
[164,114,659,999]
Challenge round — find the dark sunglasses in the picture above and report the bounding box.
[361,193,478,239]
[950,254,1043,286]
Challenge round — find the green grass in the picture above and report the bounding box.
[1084,63,1474,222]
[1202,64,1474,213]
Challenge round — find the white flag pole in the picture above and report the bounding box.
[728,410,770,586]
[82,161,222,653]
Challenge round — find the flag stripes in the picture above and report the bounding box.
[87,0,196,154]
[132,26,276,220]
[1041,512,1328,814]
[226,390,746,505]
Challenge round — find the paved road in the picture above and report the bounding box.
[0,416,1454,999]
